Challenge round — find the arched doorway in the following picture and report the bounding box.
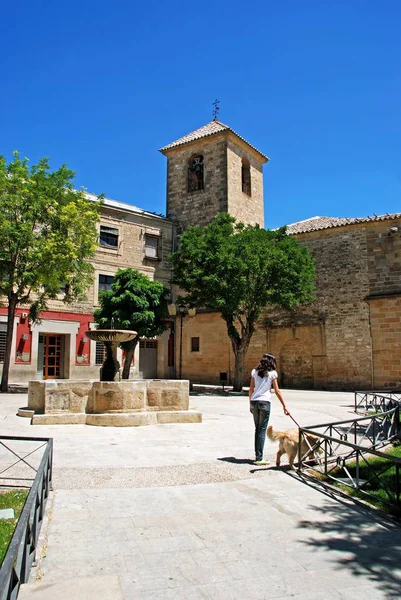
[280,339,313,389]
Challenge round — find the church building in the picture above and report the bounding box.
[1,118,400,391]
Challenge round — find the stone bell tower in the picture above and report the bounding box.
[159,119,269,232]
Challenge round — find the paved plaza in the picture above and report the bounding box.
[1,388,399,599]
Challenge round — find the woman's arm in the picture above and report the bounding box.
[273,379,290,415]
[248,376,255,412]
[248,377,255,402]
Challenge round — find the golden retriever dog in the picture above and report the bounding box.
[266,425,321,469]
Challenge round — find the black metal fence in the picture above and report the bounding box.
[355,390,401,414]
[298,404,401,511]
[0,436,53,600]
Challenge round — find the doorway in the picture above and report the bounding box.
[38,334,63,379]
[139,340,158,379]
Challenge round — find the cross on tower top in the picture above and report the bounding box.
[212,99,220,121]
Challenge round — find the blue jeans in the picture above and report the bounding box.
[250,401,271,460]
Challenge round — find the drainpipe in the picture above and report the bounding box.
[364,298,375,390]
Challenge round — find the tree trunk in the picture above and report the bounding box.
[1,295,18,393]
[232,347,246,392]
[121,340,138,379]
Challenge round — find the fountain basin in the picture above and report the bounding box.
[85,329,137,382]
[22,379,202,426]
[86,330,137,344]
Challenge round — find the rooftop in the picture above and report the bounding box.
[159,119,269,161]
[286,213,401,235]
[85,192,167,221]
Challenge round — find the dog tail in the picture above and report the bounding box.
[266,425,282,441]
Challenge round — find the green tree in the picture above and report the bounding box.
[94,268,170,379]
[171,213,316,391]
[0,152,101,392]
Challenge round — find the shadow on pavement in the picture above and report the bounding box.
[289,472,401,600]
[249,465,282,474]
[217,456,255,465]
[190,387,247,397]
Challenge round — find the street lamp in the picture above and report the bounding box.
[167,303,196,379]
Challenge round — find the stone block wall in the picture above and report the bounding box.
[165,133,266,232]
[165,135,228,231]
[368,295,401,389]
[366,219,401,295]
[46,205,173,315]
[177,310,268,385]
[264,224,373,390]
[226,137,264,227]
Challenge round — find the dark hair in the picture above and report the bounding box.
[256,353,276,378]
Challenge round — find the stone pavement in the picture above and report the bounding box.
[0,389,399,599]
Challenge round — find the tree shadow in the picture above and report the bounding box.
[190,386,247,397]
[290,472,401,599]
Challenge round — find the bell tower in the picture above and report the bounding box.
[159,119,269,232]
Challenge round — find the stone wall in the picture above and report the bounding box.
[179,218,401,390]
[366,219,401,295]
[164,133,266,232]
[269,223,373,390]
[165,135,228,231]
[177,311,267,385]
[46,205,173,315]
[226,137,264,227]
[368,295,401,389]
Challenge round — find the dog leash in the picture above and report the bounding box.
[287,412,301,428]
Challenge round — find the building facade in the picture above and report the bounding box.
[0,197,173,384]
[1,117,400,390]
[178,214,401,390]
[160,120,401,391]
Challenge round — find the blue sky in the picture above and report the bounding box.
[1,1,400,229]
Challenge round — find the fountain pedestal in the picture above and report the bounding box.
[85,329,137,381]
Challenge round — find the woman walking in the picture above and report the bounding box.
[249,353,289,465]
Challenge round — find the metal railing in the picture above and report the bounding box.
[355,390,401,414]
[298,406,401,510]
[0,436,53,600]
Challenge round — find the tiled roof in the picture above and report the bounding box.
[286,213,401,235]
[159,119,269,161]
[85,193,168,221]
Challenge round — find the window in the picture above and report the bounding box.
[139,340,157,349]
[59,283,70,295]
[98,274,114,293]
[100,225,119,249]
[188,155,204,192]
[144,234,161,259]
[95,341,106,365]
[242,157,251,196]
[191,337,200,352]
[0,324,6,362]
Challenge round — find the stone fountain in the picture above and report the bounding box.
[85,329,137,381]
[21,328,202,427]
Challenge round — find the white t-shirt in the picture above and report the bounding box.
[251,368,278,402]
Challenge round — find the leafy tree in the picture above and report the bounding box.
[0,152,101,392]
[94,268,170,379]
[171,212,316,391]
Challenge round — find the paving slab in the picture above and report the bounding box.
[0,389,399,600]
[19,575,124,599]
